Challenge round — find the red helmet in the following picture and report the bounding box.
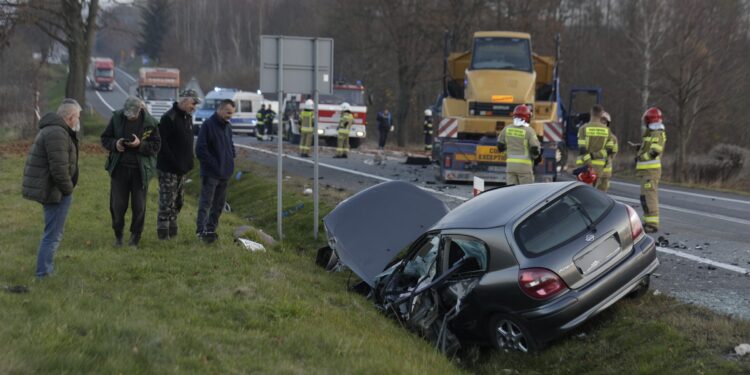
[643,107,663,125]
[577,167,597,185]
[512,105,532,122]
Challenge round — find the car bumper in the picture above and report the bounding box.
[519,235,659,343]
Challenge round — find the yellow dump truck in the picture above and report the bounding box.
[433,31,565,183]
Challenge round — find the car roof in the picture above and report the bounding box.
[431,181,578,230]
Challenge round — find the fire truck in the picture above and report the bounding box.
[87,57,115,91]
[282,83,368,148]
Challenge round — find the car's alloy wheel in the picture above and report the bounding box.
[495,319,529,353]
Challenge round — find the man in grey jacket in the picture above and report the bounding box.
[22,98,81,278]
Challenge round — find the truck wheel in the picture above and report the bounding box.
[349,138,361,149]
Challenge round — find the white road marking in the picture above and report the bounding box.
[611,194,750,226]
[610,180,750,206]
[234,142,750,275]
[116,67,136,82]
[234,143,469,202]
[94,90,114,111]
[656,247,749,275]
[114,81,129,96]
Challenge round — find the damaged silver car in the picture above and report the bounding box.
[318,180,659,353]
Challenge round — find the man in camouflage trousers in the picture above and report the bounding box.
[156,90,201,240]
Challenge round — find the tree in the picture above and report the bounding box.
[0,0,99,109]
[136,0,170,64]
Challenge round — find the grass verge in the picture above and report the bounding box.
[1,143,749,374]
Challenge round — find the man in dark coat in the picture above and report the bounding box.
[101,96,161,247]
[156,89,200,240]
[22,98,81,278]
[195,99,236,243]
[376,107,393,150]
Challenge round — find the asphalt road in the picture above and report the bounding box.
[88,83,750,321]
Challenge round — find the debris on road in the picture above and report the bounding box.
[234,225,277,246]
[735,343,750,356]
[657,236,669,247]
[303,188,313,195]
[653,290,662,296]
[404,154,431,165]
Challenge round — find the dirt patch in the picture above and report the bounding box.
[0,140,106,157]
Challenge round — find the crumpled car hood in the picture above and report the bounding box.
[323,181,450,287]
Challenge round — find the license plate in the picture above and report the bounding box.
[476,145,506,162]
[574,236,621,275]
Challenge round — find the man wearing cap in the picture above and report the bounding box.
[101,96,161,247]
[155,89,200,240]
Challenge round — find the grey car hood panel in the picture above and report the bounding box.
[323,181,450,286]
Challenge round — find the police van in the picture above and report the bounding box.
[193,88,263,135]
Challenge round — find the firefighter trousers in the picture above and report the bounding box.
[506,171,534,185]
[596,176,611,192]
[637,169,661,231]
[299,127,313,155]
[336,131,350,156]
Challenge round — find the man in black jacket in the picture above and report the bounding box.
[101,96,161,247]
[156,89,200,240]
[195,99,236,243]
[22,98,81,278]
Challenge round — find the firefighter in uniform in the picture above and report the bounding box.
[636,107,666,233]
[598,111,618,192]
[256,104,266,141]
[424,108,434,151]
[263,106,276,141]
[334,102,353,158]
[497,105,540,185]
[299,99,314,157]
[577,104,615,191]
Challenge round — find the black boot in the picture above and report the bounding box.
[157,228,169,240]
[114,231,123,247]
[128,232,141,247]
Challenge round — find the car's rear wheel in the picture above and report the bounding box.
[490,314,540,353]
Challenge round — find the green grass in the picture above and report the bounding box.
[1,145,749,374]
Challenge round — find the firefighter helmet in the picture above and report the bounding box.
[512,105,532,122]
[602,111,611,126]
[341,102,351,112]
[643,107,662,125]
[424,108,432,117]
[304,99,314,110]
[577,167,597,185]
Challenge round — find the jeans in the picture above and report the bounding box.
[36,194,73,277]
[196,176,228,234]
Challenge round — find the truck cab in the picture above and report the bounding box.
[88,57,115,91]
[436,31,561,183]
[137,67,180,118]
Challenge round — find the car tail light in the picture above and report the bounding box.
[518,268,568,300]
[444,155,452,168]
[626,205,643,240]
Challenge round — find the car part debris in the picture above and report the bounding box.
[282,203,304,217]
[404,154,431,165]
[303,188,313,195]
[3,285,29,294]
[656,236,669,247]
[235,237,266,252]
[223,202,232,213]
[653,290,662,296]
[736,343,750,356]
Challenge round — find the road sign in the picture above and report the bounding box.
[260,36,333,95]
[260,35,334,240]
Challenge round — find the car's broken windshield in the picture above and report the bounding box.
[403,235,440,280]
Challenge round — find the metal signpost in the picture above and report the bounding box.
[260,35,333,240]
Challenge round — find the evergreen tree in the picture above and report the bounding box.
[136,0,171,64]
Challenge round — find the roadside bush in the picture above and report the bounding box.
[684,144,749,185]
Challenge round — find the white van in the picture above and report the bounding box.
[193,88,263,135]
